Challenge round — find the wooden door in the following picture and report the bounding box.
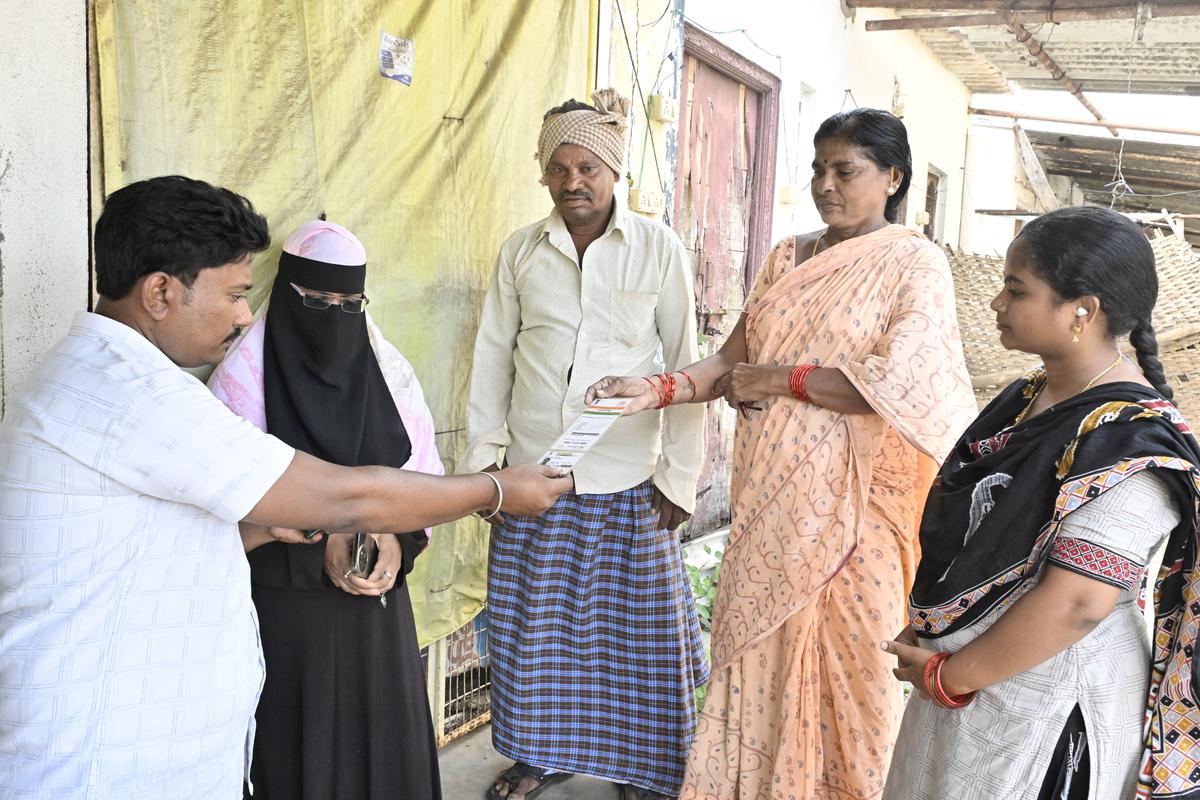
[672,25,779,539]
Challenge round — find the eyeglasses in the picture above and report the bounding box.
[289,283,370,314]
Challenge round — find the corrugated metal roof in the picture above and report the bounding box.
[902,10,1200,95]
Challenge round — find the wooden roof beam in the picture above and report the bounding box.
[1009,21,1120,136]
[1037,170,1200,190]
[970,107,1200,139]
[865,3,1200,31]
[1042,147,1200,170]
[1014,125,1063,211]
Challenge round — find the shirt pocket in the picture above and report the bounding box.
[608,288,658,348]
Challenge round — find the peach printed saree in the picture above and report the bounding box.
[682,226,976,799]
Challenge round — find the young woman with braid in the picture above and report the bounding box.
[882,207,1200,799]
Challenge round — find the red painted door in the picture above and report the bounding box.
[672,51,769,538]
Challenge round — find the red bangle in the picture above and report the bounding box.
[643,376,665,409]
[789,364,817,402]
[679,369,698,401]
[922,652,939,699]
[649,373,669,409]
[924,652,976,709]
[652,372,678,409]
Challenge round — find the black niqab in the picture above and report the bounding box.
[250,250,412,589]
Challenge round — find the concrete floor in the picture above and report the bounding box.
[439,725,615,800]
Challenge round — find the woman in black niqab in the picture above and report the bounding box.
[245,220,441,800]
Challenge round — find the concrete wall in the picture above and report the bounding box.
[681,1,973,251]
[0,0,90,414]
[961,120,1028,257]
[959,118,1074,257]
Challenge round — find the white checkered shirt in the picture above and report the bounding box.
[0,312,294,799]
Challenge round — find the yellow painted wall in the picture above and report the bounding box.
[94,0,592,644]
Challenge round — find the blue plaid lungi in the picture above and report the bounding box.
[487,480,710,795]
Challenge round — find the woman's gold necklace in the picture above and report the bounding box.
[1080,351,1125,392]
[812,231,826,258]
[1015,351,1124,425]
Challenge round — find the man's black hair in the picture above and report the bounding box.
[94,175,270,299]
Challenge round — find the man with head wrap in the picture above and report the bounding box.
[209,220,443,799]
[463,90,708,800]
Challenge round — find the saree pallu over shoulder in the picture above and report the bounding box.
[712,226,976,667]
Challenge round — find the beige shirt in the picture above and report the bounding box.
[462,198,704,511]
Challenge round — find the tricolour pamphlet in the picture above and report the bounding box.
[538,397,633,471]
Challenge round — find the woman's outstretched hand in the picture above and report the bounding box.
[585,375,659,414]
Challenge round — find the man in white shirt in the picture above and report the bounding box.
[463,91,707,800]
[0,175,570,800]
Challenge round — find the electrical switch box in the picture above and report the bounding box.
[649,94,678,123]
[629,187,666,215]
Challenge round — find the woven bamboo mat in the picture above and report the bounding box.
[949,231,1200,418]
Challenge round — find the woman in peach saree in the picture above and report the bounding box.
[588,109,977,799]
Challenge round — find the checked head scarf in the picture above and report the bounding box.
[536,88,631,179]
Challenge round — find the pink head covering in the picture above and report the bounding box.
[283,220,367,266]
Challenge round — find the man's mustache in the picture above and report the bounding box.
[559,190,592,201]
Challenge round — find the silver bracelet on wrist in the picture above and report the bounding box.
[476,471,503,520]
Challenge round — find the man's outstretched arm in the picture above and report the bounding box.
[246,451,571,533]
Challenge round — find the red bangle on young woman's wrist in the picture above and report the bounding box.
[923,652,975,709]
[663,372,677,407]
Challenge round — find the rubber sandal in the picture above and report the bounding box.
[486,762,572,800]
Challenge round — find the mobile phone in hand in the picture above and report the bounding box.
[349,532,378,577]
